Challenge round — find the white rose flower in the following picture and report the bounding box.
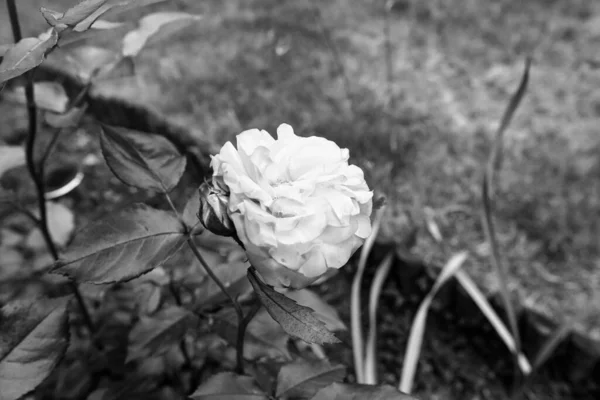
[211,124,373,288]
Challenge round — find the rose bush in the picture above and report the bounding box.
[210,123,373,288]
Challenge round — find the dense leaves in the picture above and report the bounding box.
[247,268,339,344]
[190,372,268,400]
[52,203,186,283]
[127,305,198,362]
[0,296,71,400]
[310,383,418,400]
[100,124,187,192]
[276,359,346,398]
[0,29,58,83]
[213,308,291,361]
[122,12,202,57]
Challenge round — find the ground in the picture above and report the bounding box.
[0,0,599,399]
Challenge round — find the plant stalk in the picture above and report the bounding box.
[6,0,95,334]
[186,237,246,374]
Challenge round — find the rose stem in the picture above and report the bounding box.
[6,0,95,334]
[186,237,247,374]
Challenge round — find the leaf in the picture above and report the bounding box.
[276,359,346,398]
[62,46,127,81]
[45,104,88,129]
[41,1,107,27]
[0,29,58,83]
[399,251,469,394]
[454,270,531,374]
[213,308,290,361]
[182,190,201,229]
[190,372,268,400]
[73,0,167,32]
[122,12,202,57]
[100,124,187,192]
[365,252,394,384]
[310,383,417,400]
[52,203,186,284]
[247,268,339,345]
[126,305,197,362]
[0,296,71,400]
[0,44,12,57]
[57,20,127,48]
[4,81,69,113]
[351,208,384,383]
[26,202,75,249]
[0,146,25,179]
[195,261,252,308]
[284,289,346,332]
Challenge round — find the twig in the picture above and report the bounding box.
[6,0,95,334]
[186,237,246,374]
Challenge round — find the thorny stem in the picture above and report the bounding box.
[6,0,95,334]
[186,237,246,374]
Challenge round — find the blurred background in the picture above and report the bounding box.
[1,0,599,399]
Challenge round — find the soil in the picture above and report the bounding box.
[1,0,599,399]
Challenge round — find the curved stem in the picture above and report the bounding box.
[186,237,246,374]
[6,0,95,335]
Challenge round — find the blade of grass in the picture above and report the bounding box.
[481,58,531,376]
[398,251,469,394]
[364,251,395,384]
[531,290,598,372]
[351,208,384,383]
[486,57,531,196]
[454,269,532,375]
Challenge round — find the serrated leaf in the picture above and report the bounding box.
[213,308,291,361]
[45,104,88,129]
[0,146,25,179]
[122,12,202,57]
[4,81,69,113]
[52,203,186,284]
[247,268,339,345]
[284,289,347,332]
[190,372,268,400]
[0,296,71,400]
[127,305,197,362]
[310,383,417,400]
[276,359,346,398]
[0,29,58,83]
[100,124,186,192]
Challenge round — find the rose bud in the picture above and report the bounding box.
[198,181,236,237]
[210,123,373,289]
